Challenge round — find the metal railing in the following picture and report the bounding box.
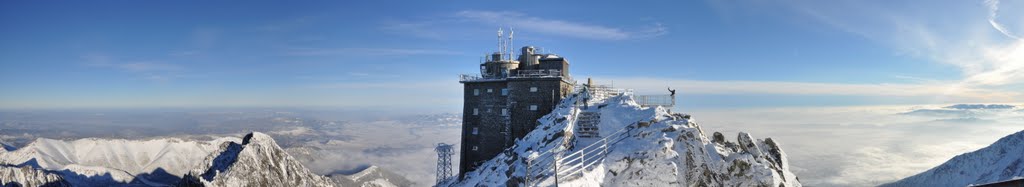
[511,69,562,78]
[634,95,675,107]
[459,69,573,83]
[587,85,633,101]
[524,121,636,186]
[459,74,484,82]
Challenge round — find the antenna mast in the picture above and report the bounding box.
[497,28,504,61]
[508,27,514,61]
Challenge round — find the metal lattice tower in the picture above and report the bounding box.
[435,143,455,185]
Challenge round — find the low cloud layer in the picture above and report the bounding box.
[692,103,1024,186]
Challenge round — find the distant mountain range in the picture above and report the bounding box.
[0,132,411,187]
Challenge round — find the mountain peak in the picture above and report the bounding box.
[242,132,275,146]
[182,131,334,187]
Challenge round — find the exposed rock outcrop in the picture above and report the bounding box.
[180,132,335,187]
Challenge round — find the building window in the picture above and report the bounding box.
[474,89,479,96]
[473,108,478,115]
[530,105,538,111]
[472,146,478,151]
[487,89,493,93]
[501,88,509,96]
[472,127,478,135]
[501,108,508,116]
[530,87,538,92]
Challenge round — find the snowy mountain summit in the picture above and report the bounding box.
[882,130,1024,187]
[449,91,801,186]
[180,132,335,187]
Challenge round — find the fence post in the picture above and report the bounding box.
[554,153,560,187]
[603,138,608,156]
[526,158,532,187]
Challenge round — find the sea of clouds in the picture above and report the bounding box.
[691,104,1024,186]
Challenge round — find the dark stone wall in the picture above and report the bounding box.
[507,78,573,140]
[459,81,509,178]
[459,73,575,179]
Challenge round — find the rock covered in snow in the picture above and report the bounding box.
[450,92,801,187]
[881,130,1024,187]
[180,132,335,187]
[0,164,70,187]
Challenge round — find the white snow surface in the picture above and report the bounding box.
[0,136,238,186]
[183,132,335,187]
[450,92,801,186]
[882,130,1024,187]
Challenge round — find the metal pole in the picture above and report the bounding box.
[554,154,560,187]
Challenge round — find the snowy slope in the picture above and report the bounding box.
[0,136,238,186]
[0,164,70,187]
[881,130,1024,187]
[329,165,414,187]
[180,132,335,187]
[449,92,801,186]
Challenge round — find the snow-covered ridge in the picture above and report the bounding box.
[450,92,801,186]
[181,132,335,187]
[0,135,239,186]
[328,165,414,187]
[881,130,1024,187]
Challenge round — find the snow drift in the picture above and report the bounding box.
[448,91,801,186]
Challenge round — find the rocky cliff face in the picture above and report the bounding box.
[451,92,801,186]
[882,130,1024,187]
[180,132,335,187]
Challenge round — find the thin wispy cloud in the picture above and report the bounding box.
[727,0,1024,102]
[985,0,1020,40]
[386,10,667,41]
[454,10,667,40]
[82,54,184,81]
[309,80,458,90]
[284,47,464,57]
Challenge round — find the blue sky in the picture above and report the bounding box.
[1,0,1022,110]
